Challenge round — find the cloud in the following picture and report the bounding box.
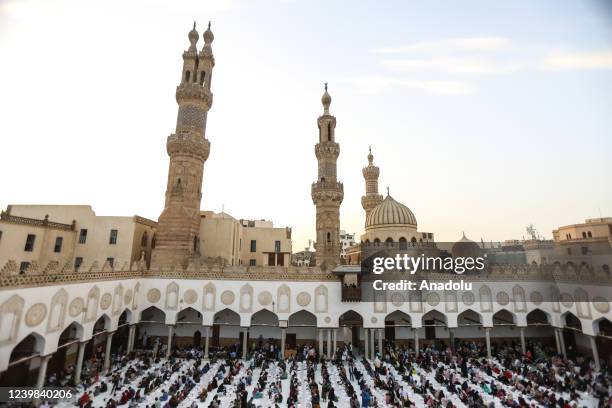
[337,75,475,95]
[538,50,612,70]
[375,37,512,54]
[382,57,523,75]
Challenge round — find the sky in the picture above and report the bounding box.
[1,0,611,251]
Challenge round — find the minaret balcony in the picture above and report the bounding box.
[167,132,210,160]
[311,181,344,204]
[176,83,213,107]
[315,142,340,159]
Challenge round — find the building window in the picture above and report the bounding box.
[275,240,281,253]
[249,259,256,266]
[19,261,30,274]
[151,233,156,249]
[24,234,36,252]
[79,229,87,244]
[582,232,587,238]
[106,257,115,268]
[54,237,63,253]
[74,257,83,270]
[109,229,118,245]
[581,246,588,255]
[250,240,256,252]
[587,231,592,238]
[0,230,3,243]
[567,248,572,255]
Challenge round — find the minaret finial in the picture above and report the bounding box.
[193,21,196,30]
[208,21,211,30]
[321,82,331,114]
[367,146,374,165]
[386,186,390,196]
[325,82,328,92]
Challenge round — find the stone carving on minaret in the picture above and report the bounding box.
[311,84,344,269]
[361,146,383,218]
[152,22,215,266]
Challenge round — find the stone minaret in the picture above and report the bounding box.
[361,147,383,217]
[311,84,344,268]
[153,22,215,265]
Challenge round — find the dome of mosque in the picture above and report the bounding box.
[365,194,417,230]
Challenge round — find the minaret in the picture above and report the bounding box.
[153,22,215,265]
[311,84,344,268]
[361,147,383,217]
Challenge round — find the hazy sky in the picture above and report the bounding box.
[1,0,611,250]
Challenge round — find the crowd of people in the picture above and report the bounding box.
[39,334,609,408]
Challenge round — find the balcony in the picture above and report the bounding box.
[342,285,361,302]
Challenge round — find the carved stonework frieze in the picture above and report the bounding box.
[530,291,543,305]
[426,292,440,307]
[462,291,475,306]
[124,289,133,306]
[69,297,85,317]
[221,290,235,306]
[183,289,197,305]
[258,291,272,306]
[391,292,404,307]
[25,303,47,327]
[100,293,112,310]
[496,291,510,306]
[297,292,311,307]
[560,293,574,308]
[593,297,610,314]
[147,288,161,303]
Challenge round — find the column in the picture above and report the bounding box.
[557,328,567,359]
[485,328,492,360]
[554,327,561,354]
[449,329,455,352]
[364,328,369,360]
[166,325,174,358]
[74,340,87,385]
[332,329,337,357]
[127,325,136,353]
[589,335,600,371]
[326,329,332,358]
[242,327,248,359]
[519,327,526,355]
[378,329,383,358]
[204,326,210,360]
[280,328,287,360]
[414,329,419,356]
[104,331,114,371]
[370,328,375,360]
[36,354,52,388]
[318,329,324,356]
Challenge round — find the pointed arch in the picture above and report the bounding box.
[512,285,526,312]
[93,313,111,334]
[384,310,412,327]
[251,309,279,327]
[526,308,551,326]
[47,288,68,333]
[339,310,363,327]
[493,308,516,325]
[112,284,123,316]
[422,309,447,326]
[593,317,612,336]
[203,282,216,311]
[139,306,165,323]
[288,309,317,327]
[58,321,84,347]
[213,308,240,326]
[574,288,591,318]
[562,311,582,332]
[165,282,179,310]
[457,309,482,326]
[177,307,202,325]
[84,285,100,323]
[9,332,45,363]
[479,285,492,312]
[239,284,253,313]
[0,294,25,345]
[277,284,290,313]
[445,290,458,312]
[314,285,328,313]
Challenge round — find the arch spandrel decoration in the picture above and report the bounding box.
[239,284,253,313]
[512,285,526,313]
[574,288,591,319]
[550,286,560,313]
[409,291,422,313]
[165,282,179,310]
[112,284,124,316]
[277,284,291,314]
[314,285,328,313]
[374,291,387,313]
[445,291,458,312]
[132,282,140,310]
[203,282,216,311]
[0,295,24,346]
[479,285,492,312]
[47,288,68,333]
[83,286,100,323]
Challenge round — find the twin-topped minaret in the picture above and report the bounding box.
[361,147,383,217]
[311,84,344,268]
[153,22,215,265]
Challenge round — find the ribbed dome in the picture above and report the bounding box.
[451,233,482,258]
[365,195,417,229]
